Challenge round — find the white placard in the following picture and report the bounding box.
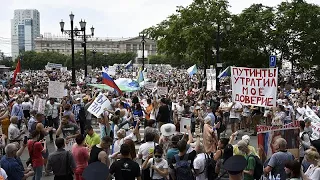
[33,96,39,111]
[140,99,148,109]
[108,67,116,76]
[231,67,278,107]
[304,106,320,140]
[158,87,168,96]
[48,81,65,98]
[60,67,67,72]
[87,93,112,117]
[133,72,137,77]
[180,117,191,133]
[206,69,216,91]
[38,98,46,114]
[91,78,97,83]
[171,102,178,111]
[144,83,156,90]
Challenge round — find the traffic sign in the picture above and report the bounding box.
[269,55,277,67]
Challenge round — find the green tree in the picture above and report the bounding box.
[144,0,231,68]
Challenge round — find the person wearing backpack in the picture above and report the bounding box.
[193,137,214,180]
[169,140,196,180]
[237,140,263,180]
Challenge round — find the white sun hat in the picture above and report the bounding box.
[160,123,176,137]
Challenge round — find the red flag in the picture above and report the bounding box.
[12,58,21,85]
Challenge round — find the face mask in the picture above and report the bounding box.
[154,157,162,162]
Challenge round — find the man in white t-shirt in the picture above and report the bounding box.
[295,102,305,121]
[229,102,243,135]
[283,99,294,124]
[193,150,208,180]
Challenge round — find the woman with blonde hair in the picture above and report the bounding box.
[203,117,220,153]
[303,147,320,179]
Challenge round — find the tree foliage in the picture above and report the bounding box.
[144,0,320,77]
[17,51,136,70]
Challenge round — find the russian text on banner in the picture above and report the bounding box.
[87,93,112,118]
[231,67,278,107]
[257,121,299,162]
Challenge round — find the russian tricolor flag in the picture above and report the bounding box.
[101,67,122,95]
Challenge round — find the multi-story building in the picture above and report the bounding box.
[11,9,40,60]
[34,33,157,56]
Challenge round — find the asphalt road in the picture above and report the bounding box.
[20,125,259,180]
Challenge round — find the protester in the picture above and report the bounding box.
[109,143,141,180]
[88,136,112,165]
[263,138,295,180]
[84,125,101,148]
[141,145,169,180]
[72,134,89,180]
[8,116,25,143]
[0,143,34,180]
[46,138,76,180]
[27,131,46,180]
[45,98,61,143]
[303,147,320,179]
[284,160,303,180]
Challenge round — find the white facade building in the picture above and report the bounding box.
[11,9,40,60]
[34,33,157,56]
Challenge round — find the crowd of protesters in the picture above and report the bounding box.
[0,67,318,180]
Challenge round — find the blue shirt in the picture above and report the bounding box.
[207,112,216,126]
[0,156,24,180]
[10,104,24,120]
[72,104,81,121]
[166,148,179,163]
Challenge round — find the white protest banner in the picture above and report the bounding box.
[48,81,65,98]
[180,117,191,133]
[304,106,320,140]
[144,83,156,90]
[206,69,216,91]
[87,93,111,117]
[60,67,67,72]
[304,106,320,123]
[231,67,278,107]
[108,66,116,76]
[171,102,179,111]
[38,98,46,114]
[140,99,148,109]
[158,87,168,96]
[33,96,39,111]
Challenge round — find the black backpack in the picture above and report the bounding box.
[174,154,194,180]
[248,154,263,180]
[78,105,86,122]
[200,153,218,180]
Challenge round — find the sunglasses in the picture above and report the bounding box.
[154,155,162,158]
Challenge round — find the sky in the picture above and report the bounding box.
[0,0,319,56]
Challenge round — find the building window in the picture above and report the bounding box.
[46,43,49,47]
[117,44,120,48]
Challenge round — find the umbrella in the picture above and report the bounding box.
[87,84,114,91]
[82,162,109,180]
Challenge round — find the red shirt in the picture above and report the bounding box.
[72,144,89,169]
[27,140,44,167]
